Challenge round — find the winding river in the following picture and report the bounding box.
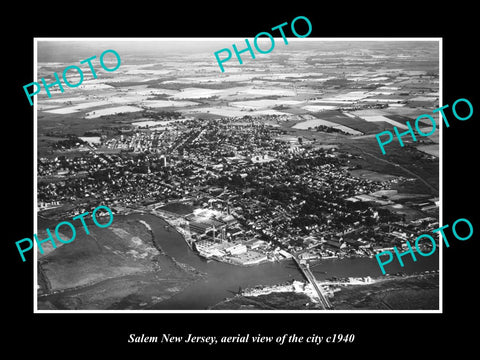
[129,213,440,310]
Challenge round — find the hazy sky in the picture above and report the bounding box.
[37,39,439,63]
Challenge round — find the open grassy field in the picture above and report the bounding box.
[292,118,362,135]
[37,216,203,310]
[310,110,382,134]
[349,169,399,182]
[210,291,315,310]
[417,144,439,157]
[210,273,439,310]
[331,273,439,310]
[341,136,439,195]
[39,218,161,291]
[85,105,143,118]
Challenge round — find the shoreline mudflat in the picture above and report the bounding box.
[37,216,204,310]
[210,271,439,310]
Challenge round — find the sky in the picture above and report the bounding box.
[37,39,439,64]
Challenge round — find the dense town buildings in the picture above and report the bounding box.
[38,116,439,265]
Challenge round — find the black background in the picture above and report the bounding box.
[5,3,478,356]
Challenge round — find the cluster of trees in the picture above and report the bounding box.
[285,150,343,169]
[313,125,351,135]
[141,110,182,120]
[53,136,87,150]
[83,131,102,137]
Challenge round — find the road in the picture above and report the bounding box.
[292,256,333,310]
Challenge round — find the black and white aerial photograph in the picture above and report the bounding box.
[6,3,480,356]
[35,39,441,311]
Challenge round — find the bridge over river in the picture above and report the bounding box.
[292,256,333,310]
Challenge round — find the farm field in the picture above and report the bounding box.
[184,106,289,117]
[35,40,440,312]
[85,105,144,119]
[292,118,362,135]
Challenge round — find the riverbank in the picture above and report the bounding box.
[37,216,205,310]
[330,271,439,310]
[150,209,194,250]
[38,211,439,310]
[146,208,393,269]
[149,209,277,267]
[129,213,440,310]
[210,271,439,310]
[238,280,321,305]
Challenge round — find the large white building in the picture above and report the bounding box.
[194,240,229,258]
[229,251,268,265]
[225,244,247,255]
